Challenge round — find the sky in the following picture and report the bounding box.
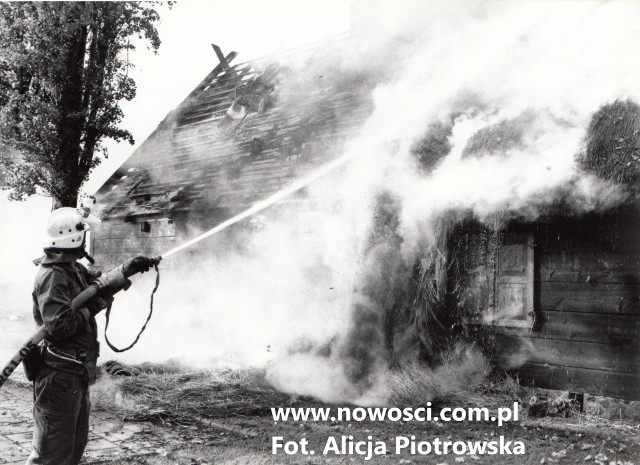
[86,0,352,193]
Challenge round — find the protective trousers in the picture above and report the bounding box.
[25,366,89,465]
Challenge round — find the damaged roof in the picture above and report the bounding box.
[94,38,375,222]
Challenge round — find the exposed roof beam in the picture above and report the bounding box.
[192,46,239,94]
[212,44,235,72]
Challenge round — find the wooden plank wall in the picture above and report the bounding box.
[487,208,640,400]
[92,218,177,270]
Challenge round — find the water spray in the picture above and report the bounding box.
[0,148,361,388]
[160,149,358,259]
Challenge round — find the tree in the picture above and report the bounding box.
[0,2,162,207]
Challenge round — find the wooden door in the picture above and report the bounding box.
[492,233,535,328]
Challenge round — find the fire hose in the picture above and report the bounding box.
[104,262,160,353]
[0,258,161,388]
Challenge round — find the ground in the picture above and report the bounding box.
[0,366,638,465]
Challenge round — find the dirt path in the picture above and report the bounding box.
[103,404,640,465]
[1,373,639,465]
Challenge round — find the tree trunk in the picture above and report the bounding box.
[56,6,89,208]
[79,13,115,179]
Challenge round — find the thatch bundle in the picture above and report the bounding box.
[406,212,459,358]
[462,111,535,158]
[579,99,640,185]
[93,366,298,426]
[388,343,488,406]
[411,121,452,171]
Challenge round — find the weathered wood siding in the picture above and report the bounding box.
[456,207,640,400]
[90,218,178,271]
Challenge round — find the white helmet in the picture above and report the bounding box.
[43,207,101,250]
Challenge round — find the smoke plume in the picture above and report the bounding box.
[99,0,639,405]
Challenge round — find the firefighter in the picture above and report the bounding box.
[26,207,156,465]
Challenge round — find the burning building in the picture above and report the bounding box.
[92,40,375,270]
[448,101,640,402]
[93,12,640,406]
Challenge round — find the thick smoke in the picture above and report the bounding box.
[102,1,639,405]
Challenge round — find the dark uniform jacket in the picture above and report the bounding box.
[32,251,103,384]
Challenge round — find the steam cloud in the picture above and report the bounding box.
[77,1,640,404]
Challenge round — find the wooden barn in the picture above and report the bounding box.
[93,43,640,405]
[452,101,640,403]
[92,40,375,269]
[454,206,640,402]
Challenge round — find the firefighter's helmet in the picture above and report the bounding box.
[43,207,101,250]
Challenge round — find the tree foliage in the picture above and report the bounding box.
[0,2,162,206]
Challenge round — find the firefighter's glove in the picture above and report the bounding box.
[125,255,157,275]
[93,269,127,290]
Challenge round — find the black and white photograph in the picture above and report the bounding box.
[0,1,639,464]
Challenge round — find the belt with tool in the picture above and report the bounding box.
[43,344,99,365]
